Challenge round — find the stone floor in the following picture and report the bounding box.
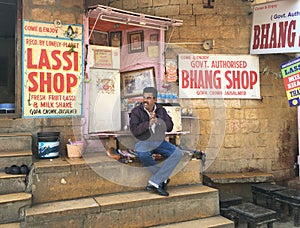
[274,220,296,228]
[236,216,295,228]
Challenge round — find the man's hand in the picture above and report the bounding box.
[149,112,157,126]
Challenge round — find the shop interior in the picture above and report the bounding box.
[84,5,197,159]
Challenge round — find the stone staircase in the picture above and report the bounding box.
[1,134,234,227]
[0,133,33,226]
[25,184,232,228]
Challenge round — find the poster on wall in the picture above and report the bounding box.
[178,54,260,99]
[165,59,178,82]
[250,0,300,54]
[22,20,83,118]
[281,56,300,107]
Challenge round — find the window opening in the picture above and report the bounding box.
[0,0,17,113]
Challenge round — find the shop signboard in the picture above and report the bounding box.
[280,56,300,107]
[22,20,84,118]
[178,54,260,99]
[250,0,300,54]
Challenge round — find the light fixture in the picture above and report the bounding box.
[203,39,214,50]
[168,39,214,50]
[53,19,62,28]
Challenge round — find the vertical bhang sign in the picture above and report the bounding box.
[22,20,84,118]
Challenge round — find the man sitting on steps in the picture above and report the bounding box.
[129,87,183,196]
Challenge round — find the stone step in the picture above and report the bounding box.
[203,172,274,201]
[32,154,202,204]
[0,193,32,224]
[0,172,26,194]
[151,216,234,228]
[24,184,219,227]
[83,135,106,153]
[0,151,32,169]
[0,134,32,152]
[0,222,20,228]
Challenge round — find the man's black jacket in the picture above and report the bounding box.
[129,103,173,141]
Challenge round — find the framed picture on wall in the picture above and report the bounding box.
[121,67,155,97]
[128,30,144,53]
[89,30,109,46]
[109,31,122,47]
[150,34,158,43]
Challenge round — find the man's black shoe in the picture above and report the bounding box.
[146,183,169,196]
[161,178,170,190]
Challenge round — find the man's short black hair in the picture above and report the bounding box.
[143,87,158,98]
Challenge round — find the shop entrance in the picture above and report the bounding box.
[83,4,182,134]
[0,0,18,114]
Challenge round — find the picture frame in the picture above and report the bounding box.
[121,67,156,97]
[109,31,122,47]
[89,30,108,46]
[150,34,158,43]
[127,30,144,53]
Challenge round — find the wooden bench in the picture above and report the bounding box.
[229,202,277,228]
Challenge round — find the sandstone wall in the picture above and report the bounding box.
[2,0,296,181]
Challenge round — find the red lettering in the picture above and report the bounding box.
[181,70,221,89]
[28,72,38,92]
[27,49,78,71]
[27,72,79,93]
[287,20,296,47]
[51,50,62,70]
[260,24,270,49]
[226,71,258,89]
[190,70,197,89]
[181,70,189,88]
[252,25,260,50]
[269,23,277,48]
[63,51,72,70]
[252,20,297,50]
[40,72,52,92]
[66,74,77,93]
[249,71,258,89]
[241,71,249,89]
[27,48,37,69]
[73,52,78,71]
[278,21,288,48]
[53,73,64,93]
[39,49,51,69]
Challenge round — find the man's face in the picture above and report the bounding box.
[143,92,156,111]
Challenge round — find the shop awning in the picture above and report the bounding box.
[87,4,183,31]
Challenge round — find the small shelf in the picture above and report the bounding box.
[181,116,197,119]
[94,130,190,138]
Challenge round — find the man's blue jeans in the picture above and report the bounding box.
[135,140,183,186]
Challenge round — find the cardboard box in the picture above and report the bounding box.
[67,142,84,158]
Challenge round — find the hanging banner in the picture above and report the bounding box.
[22,20,84,118]
[178,54,260,99]
[250,0,300,54]
[281,56,300,107]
